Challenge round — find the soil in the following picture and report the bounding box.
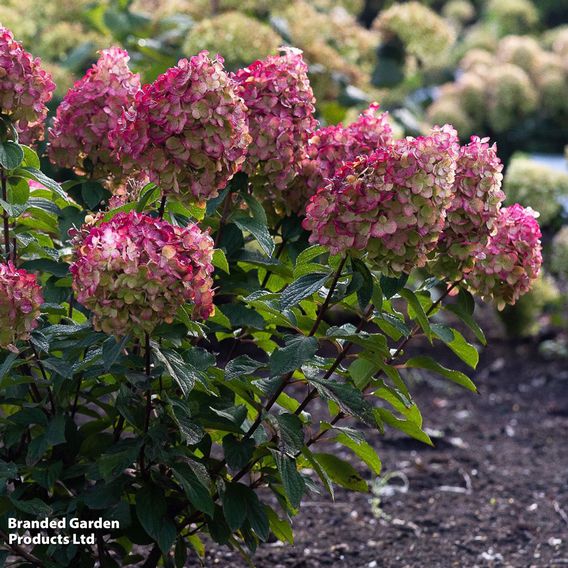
[204,340,568,568]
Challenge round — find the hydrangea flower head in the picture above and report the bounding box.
[0,26,55,144]
[235,47,317,200]
[289,103,393,213]
[70,212,215,336]
[432,136,505,280]
[49,47,141,181]
[303,125,459,275]
[111,51,250,204]
[465,204,542,309]
[0,262,43,350]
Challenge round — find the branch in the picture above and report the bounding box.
[0,529,43,566]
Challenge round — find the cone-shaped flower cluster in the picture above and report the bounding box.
[70,212,215,337]
[0,262,43,350]
[465,204,542,309]
[235,47,317,198]
[111,51,250,204]
[432,136,505,281]
[290,103,393,213]
[0,27,55,145]
[49,47,141,181]
[303,125,459,275]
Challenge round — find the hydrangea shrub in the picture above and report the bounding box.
[0,28,543,568]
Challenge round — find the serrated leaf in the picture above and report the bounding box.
[102,335,129,372]
[400,288,432,341]
[223,482,269,540]
[213,249,230,273]
[269,336,318,377]
[313,453,368,492]
[275,413,304,454]
[404,355,477,392]
[136,484,176,553]
[15,167,69,202]
[308,377,374,425]
[351,258,374,309]
[233,214,274,256]
[380,273,408,299]
[375,408,433,445]
[271,450,305,509]
[280,272,330,310]
[431,323,479,369]
[153,346,201,396]
[335,433,382,475]
[170,399,205,445]
[266,506,294,544]
[222,434,255,470]
[0,141,24,170]
[172,463,214,518]
[225,355,264,381]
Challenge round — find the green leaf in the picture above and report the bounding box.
[307,378,374,425]
[335,433,382,475]
[301,446,334,499]
[8,176,30,204]
[280,272,330,310]
[45,415,66,446]
[375,408,433,445]
[431,323,479,369]
[172,463,214,518]
[213,249,230,273]
[222,434,255,470]
[275,413,304,454]
[445,303,486,345]
[21,145,40,168]
[170,399,205,445]
[223,482,269,540]
[233,214,274,256]
[19,259,69,278]
[99,441,142,481]
[404,356,477,392]
[380,273,408,299]
[135,183,159,212]
[225,356,264,381]
[294,245,327,268]
[266,506,294,544]
[102,335,129,372]
[0,141,24,170]
[351,258,374,309]
[136,484,176,553]
[313,453,368,492]
[400,288,432,341]
[271,451,305,509]
[269,336,318,376]
[15,167,69,202]
[10,498,52,517]
[153,346,201,396]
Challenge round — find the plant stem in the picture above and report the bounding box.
[1,165,10,263]
[208,255,349,484]
[158,195,167,219]
[214,191,232,248]
[295,302,374,415]
[30,344,55,415]
[139,333,152,476]
[304,280,461,447]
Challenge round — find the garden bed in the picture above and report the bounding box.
[205,341,568,567]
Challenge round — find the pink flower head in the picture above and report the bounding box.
[0,27,55,145]
[49,47,141,181]
[0,262,43,350]
[111,51,250,204]
[303,125,459,275]
[70,212,215,336]
[465,204,542,309]
[290,103,394,213]
[235,47,317,200]
[432,136,505,280]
